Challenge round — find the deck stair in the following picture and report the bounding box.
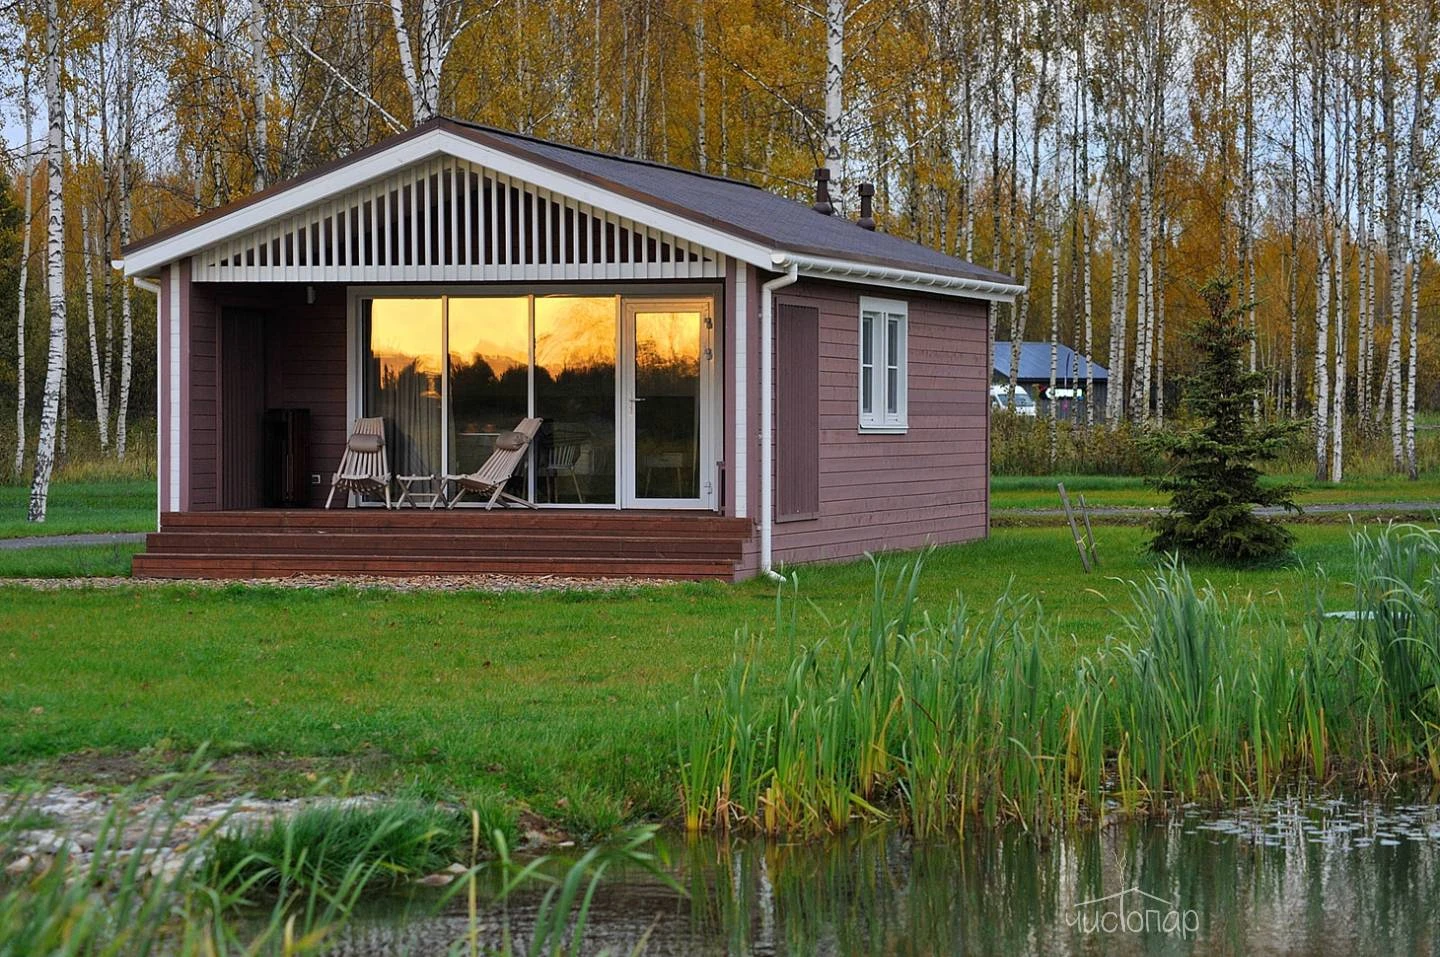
[133,509,752,581]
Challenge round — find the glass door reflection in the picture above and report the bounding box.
[624,301,710,507]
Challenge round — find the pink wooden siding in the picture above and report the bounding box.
[775,301,820,521]
[770,279,989,565]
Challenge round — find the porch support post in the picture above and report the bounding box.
[168,261,183,512]
[732,261,748,518]
[759,261,798,579]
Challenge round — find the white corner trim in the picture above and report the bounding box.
[772,252,1025,302]
[733,262,748,519]
[168,266,181,512]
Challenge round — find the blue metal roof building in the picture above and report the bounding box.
[992,342,1109,382]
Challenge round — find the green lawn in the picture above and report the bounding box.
[0,543,143,578]
[0,480,155,539]
[991,472,1440,510]
[0,524,1379,827]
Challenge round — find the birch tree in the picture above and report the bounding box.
[115,0,135,460]
[28,0,67,523]
[1380,7,1405,468]
[389,0,491,125]
[14,69,35,480]
[1403,0,1433,478]
[1312,8,1331,481]
[1010,1,1053,409]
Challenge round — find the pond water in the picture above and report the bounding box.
[328,794,1440,956]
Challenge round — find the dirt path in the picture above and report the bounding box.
[0,532,147,550]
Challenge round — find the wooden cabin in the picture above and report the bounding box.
[121,118,1021,581]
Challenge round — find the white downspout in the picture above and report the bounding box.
[759,262,799,581]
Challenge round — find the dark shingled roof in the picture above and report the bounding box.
[451,120,1017,286]
[993,342,1109,382]
[126,117,1018,288]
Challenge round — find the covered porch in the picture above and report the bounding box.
[181,281,726,514]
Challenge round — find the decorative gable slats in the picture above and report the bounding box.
[193,156,724,283]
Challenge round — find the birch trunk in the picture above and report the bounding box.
[1243,6,1258,418]
[1011,40,1050,410]
[1381,10,1404,467]
[1079,0,1095,429]
[1109,170,1131,426]
[1405,253,1420,480]
[1402,2,1431,479]
[251,0,268,189]
[28,0,65,523]
[591,0,601,148]
[1356,75,1372,429]
[1048,170,1060,466]
[1155,207,1167,424]
[81,203,110,452]
[824,0,844,183]
[1312,18,1331,482]
[695,2,707,172]
[14,77,33,479]
[1288,16,1300,419]
[116,5,134,461]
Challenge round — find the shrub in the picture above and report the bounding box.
[990,415,1162,476]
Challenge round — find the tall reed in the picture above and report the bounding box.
[676,525,1440,838]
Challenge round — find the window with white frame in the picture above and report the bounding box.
[858,297,908,431]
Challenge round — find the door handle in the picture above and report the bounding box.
[629,397,647,402]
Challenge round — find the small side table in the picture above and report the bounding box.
[396,474,442,509]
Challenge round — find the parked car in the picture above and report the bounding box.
[990,384,1038,416]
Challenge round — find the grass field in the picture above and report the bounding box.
[0,524,1377,830]
[0,543,143,577]
[990,472,1440,510]
[0,479,155,539]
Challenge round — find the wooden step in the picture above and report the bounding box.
[143,531,744,559]
[137,509,751,581]
[157,509,752,536]
[131,552,736,580]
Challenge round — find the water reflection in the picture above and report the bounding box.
[329,796,1440,955]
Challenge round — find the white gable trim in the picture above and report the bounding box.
[124,128,772,277]
[772,252,1024,302]
[183,154,726,284]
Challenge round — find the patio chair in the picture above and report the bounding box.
[325,417,392,509]
[444,417,543,509]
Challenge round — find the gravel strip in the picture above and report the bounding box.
[0,573,677,592]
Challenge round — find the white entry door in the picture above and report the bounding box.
[621,298,716,509]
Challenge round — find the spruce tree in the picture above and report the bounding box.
[1147,277,1304,564]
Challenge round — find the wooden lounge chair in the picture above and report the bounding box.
[325,417,392,509]
[444,417,543,509]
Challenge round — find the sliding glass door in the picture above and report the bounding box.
[360,293,710,508]
[622,299,714,509]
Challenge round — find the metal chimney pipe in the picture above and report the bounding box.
[857,183,876,230]
[811,167,834,215]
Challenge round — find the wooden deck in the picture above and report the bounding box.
[133,509,754,581]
